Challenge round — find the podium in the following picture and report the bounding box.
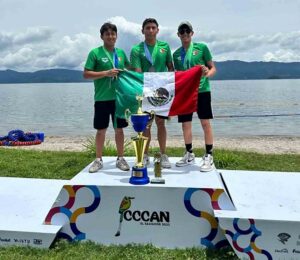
[215,170,300,260]
[44,157,234,248]
[2,156,300,260]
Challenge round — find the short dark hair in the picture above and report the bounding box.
[100,22,117,36]
[142,18,159,29]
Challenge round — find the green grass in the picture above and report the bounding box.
[1,145,299,180]
[0,240,237,260]
[0,149,93,179]
[0,145,299,259]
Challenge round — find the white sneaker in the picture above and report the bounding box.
[200,154,215,172]
[116,157,130,171]
[176,151,195,167]
[199,156,204,167]
[89,159,103,173]
[161,154,171,168]
[143,154,150,167]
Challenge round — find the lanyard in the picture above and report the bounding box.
[180,42,193,69]
[144,41,158,66]
[103,46,119,68]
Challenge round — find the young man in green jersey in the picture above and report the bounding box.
[83,22,130,173]
[173,21,216,172]
[130,18,174,168]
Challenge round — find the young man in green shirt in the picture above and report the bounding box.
[83,22,130,173]
[173,21,217,172]
[130,18,174,168]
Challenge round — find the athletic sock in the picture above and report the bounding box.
[185,143,193,153]
[205,144,213,155]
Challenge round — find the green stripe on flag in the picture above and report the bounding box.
[116,70,144,119]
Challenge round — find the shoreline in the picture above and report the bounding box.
[2,135,300,154]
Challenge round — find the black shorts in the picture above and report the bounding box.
[94,101,128,130]
[178,92,213,123]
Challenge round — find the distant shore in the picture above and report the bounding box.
[1,61,300,83]
[2,135,300,154]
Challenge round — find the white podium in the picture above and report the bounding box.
[44,157,234,248]
[2,156,300,260]
[215,170,300,260]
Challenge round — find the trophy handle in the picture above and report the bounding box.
[146,111,155,129]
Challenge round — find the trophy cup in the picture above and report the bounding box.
[126,96,154,185]
[151,152,165,184]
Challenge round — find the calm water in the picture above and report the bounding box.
[0,79,300,137]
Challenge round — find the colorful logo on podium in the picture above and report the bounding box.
[224,218,272,260]
[45,185,101,241]
[115,196,135,237]
[184,188,229,249]
[115,195,170,237]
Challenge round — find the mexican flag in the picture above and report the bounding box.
[115,65,202,118]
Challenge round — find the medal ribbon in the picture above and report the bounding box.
[180,42,193,69]
[144,41,158,66]
[103,46,119,68]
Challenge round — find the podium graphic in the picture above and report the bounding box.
[115,196,135,237]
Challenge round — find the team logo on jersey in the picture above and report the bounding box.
[177,57,181,61]
[192,50,199,56]
[101,57,109,63]
[147,88,173,107]
[118,57,122,61]
[160,48,166,53]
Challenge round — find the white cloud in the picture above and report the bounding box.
[0,17,299,71]
[0,27,54,52]
[13,27,53,45]
[47,33,97,69]
[0,47,34,68]
[0,32,12,49]
[263,50,300,62]
[0,30,97,71]
[108,16,144,55]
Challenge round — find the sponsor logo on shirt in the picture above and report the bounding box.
[101,58,109,63]
[118,57,122,61]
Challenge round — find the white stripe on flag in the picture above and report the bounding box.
[142,72,175,117]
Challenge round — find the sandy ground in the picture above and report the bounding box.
[2,135,300,154]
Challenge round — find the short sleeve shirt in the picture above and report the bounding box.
[130,40,173,72]
[173,42,212,92]
[84,46,130,101]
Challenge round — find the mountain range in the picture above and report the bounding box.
[1,61,300,83]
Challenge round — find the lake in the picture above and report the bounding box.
[0,79,299,138]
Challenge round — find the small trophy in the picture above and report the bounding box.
[151,152,165,184]
[126,96,154,185]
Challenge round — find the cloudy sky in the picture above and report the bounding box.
[1,0,300,71]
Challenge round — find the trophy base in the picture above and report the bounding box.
[150,178,165,184]
[129,166,149,185]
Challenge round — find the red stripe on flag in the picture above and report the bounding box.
[169,66,202,116]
